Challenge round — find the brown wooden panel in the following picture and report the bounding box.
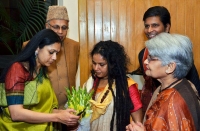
[175,0,185,34]
[79,0,89,85]
[134,0,148,71]
[102,0,111,41]
[87,0,95,76]
[79,0,200,85]
[118,0,127,46]
[168,0,177,33]
[151,0,161,5]
[110,0,119,41]
[94,0,103,43]
[194,0,200,73]
[185,0,195,40]
[126,0,135,71]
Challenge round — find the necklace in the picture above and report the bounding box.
[159,79,181,94]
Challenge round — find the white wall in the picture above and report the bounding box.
[58,0,79,41]
[58,0,80,86]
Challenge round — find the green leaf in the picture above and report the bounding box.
[65,86,94,116]
[0,0,51,54]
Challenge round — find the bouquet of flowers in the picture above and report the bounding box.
[65,87,93,131]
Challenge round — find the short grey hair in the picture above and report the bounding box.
[145,32,193,79]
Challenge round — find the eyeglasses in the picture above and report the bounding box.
[47,23,69,31]
[147,55,159,62]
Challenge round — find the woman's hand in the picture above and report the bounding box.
[8,105,79,126]
[57,108,80,126]
[126,121,145,131]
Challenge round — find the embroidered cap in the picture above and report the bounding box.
[46,6,69,22]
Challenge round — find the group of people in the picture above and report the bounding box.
[139,6,200,115]
[0,5,199,131]
[0,6,80,131]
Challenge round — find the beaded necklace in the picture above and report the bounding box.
[158,79,181,94]
[91,77,111,103]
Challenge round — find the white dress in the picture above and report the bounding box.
[83,76,117,131]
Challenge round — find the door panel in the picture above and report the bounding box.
[79,0,200,85]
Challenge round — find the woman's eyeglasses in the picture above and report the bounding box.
[147,55,159,62]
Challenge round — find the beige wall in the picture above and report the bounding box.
[58,0,80,86]
[58,0,79,42]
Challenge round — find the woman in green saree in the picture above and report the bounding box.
[0,29,80,131]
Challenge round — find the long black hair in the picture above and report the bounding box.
[0,29,61,82]
[90,40,133,131]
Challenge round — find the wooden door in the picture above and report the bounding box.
[79,0,200,85]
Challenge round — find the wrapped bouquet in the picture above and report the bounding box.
[65,87,93,131]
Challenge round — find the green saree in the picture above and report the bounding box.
[0,77,58,131]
